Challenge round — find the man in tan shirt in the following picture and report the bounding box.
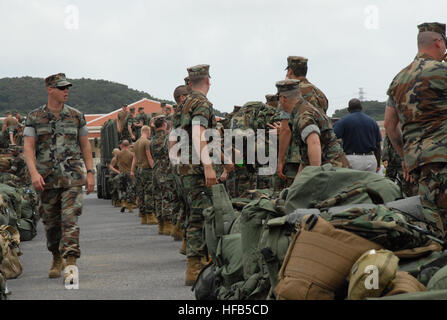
[116,140,135,213]
[131,125,156,224]
[2,111,19,145]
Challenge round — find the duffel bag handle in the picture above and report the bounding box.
[314,187,384,210]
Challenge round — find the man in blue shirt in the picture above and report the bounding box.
[334,99,382,172]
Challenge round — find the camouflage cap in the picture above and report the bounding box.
[285,56,308,71]
[130,107,135,112]
[138,107,144,111]
[276,79,300,95]
[265,94,279,103]
[233,105,242,113]
[418,22,447,43]
[161,102,166,107]
[45,73,72,88]
[187,64,211,81]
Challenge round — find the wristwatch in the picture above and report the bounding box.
[87,169,96,175]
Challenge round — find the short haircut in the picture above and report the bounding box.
[141,125,150,133]
[173,85,190,104]
[279,90,300,100]
[289,64,308,77]
[348,98,362,111]
[154,117,166,129]
[112,148,120,155]
[418,31,442,49]
[190,76,208,87]
[122,140,130,147]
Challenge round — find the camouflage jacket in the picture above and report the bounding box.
[298,77,329,114]
[293,98,348,168]
[387,52,447,173]
[178,90,217,176]
[135,113,150,126]
[150,130,169,181]
[25,104,86,189]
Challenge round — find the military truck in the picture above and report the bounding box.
[96,119,120,199]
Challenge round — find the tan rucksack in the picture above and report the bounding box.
[385,271,426,296]
[0,225,23,279]
[274,214,382,300]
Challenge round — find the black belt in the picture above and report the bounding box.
[346,152,375,156]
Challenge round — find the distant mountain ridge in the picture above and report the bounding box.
[332,100,386,121]
[0,76,174,115]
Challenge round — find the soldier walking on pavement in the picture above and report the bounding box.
[23,73,94,283]
[385,22,447,238]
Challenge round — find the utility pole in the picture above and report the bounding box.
[359,87,366,101]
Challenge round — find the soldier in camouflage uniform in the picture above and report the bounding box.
[278,56,329,188]
[116,140,136,213]
[150,117,174,235]
[125,107,137,142]
[385,22,447,237]
[109,148,121,207]
[226,102,261,198]
[134,107,150,140]
[131,125,157,225]
[170,85,191,244]
[23,73,94,281]
[176,64,219,286]
[117,104,130,141]
[276,79,349,174]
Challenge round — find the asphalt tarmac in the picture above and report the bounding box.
[7,193,195,300]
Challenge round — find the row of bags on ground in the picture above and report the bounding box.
[193,164,447,300]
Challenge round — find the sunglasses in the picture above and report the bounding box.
[56,85,71,91]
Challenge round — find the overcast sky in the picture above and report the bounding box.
[1,0,446,116]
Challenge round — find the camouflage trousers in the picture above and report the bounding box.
[181,174,211,258]
[153,168,173,222]
[172,169,188,230]
[226,165,256,199]
[110,173,119,203]
[386,166,418,198]
[38,186,83,258]
[137,168,154,215]
[117,173,136,204]
[410,162,447,237]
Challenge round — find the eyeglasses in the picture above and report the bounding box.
[56,85,71,91]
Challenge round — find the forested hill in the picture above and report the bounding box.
[0,77,175,115]
[331,100,386,121]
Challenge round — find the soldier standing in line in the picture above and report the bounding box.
[23,73,94,282]
[170,85,191,244]
[276,79,349,176]
[117,104,130,141]
[116,140,135,213]
[126,107,137,142]
[277,56,329,188]
[177,64,219,286]
[131,125,156,225]
[134,107,150,140]
[385,22,447,237]
[150,116,174,235]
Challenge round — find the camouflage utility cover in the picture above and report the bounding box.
[387,52,447,173]
[25,105,86,189]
